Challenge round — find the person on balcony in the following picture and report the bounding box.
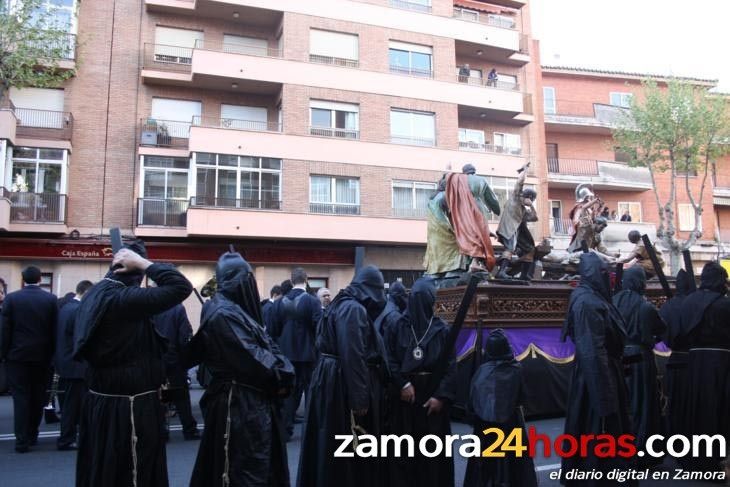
[620,210,632,222]
[458,64,471,83]
[487,68,498,87]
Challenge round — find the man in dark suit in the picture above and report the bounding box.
[0,266,58,453]
[54,279,93,450]
[270,268,322,440]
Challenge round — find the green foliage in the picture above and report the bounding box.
[0,0,77,104]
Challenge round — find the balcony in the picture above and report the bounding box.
[452,7,515,29]
[10,104,74,142]
[549,218,572,237]
[137,198,188,227]
[194,116,282,133]
[0,188,68,233]
[392,206,429,219]
[458,141,521,156]
[189,125,529,177]
[143,44,527,115]
[547,158,652,191]
[309,126,359,140]
[139,118,190,149]
[389,0,431,13]
[309,203,361,215]
[190,196,281,210]
[545,103,631,135]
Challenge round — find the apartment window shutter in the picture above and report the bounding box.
[309,29,359,60]
[9,87,64,111]
[221,105,267,122]
[388,41,433,55]
[151,98,201,137]
[223,35,268,56]
[154,27,203,58]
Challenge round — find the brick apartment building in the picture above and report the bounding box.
[0,0,543,321]
[541,66,730,268]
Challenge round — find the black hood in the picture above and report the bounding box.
[485,329,514,362]
[578,253,611,301]
[405,277,436,335]
[675,269,693,297]
[388,281,408,313]
[105,240,148,287]
[621,266,646,294]
[346,265,386,321]
[699,261,728,294]
[215,251,263,325]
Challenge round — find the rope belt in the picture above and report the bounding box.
[89,389,158,487]
[219,380,263,487]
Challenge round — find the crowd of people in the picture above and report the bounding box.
[0,239,728,487]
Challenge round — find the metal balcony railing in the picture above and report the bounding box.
[142,43,193,72]
[390,135,436,147]
[195,39,282,58]
[2,189,67,223]
[392,207,429,218]
[456,74,519,91]
[389,65,433,78]
[452,8,517,29]
[15,108,73,140]
[27,32,77,60]
[309,202,361,215]
[457,140,522,156]
[192,116,282,133]
[389,0,431,13]
[190,196,282,210]
[309,126,360,140]
[137,198,188,227]
[550,218,573,236]
[139,118,190,148]
[547,158,600,176]
[309,54,359,68]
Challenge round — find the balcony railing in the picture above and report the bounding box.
[550,218,573,236]
[456,74,519,91]
[389,65,433,78]
[390,135,436,147]
[137,198,188,227]
[195,39,282,58]
[192,116,282,133]
[28,32,77,61]
[190,196,282,210]
[309,126,360,140]
[309,54,359,68]
[547,158,600,176]
[142,43,193,73]
[1,189,67,223]
[139,118,190,148]
[309,202,361,215]
[392,207,429,218]
[15,108,73,140]
[389,0,431,13]
[458,140,522,156]
[452,8,516,29]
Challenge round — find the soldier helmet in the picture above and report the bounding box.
[575,183,595,202]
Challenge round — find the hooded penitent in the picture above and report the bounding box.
[374,280,408,336]
[214,251,263,325]
[679,261,728,338]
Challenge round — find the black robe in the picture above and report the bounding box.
[375,281,407,337]
[682,267,730,473]
[187,293,295,487]
[384,278,456,487]
[612,267,665,465]
[658,269,693,439]
[464,358,537,487]
[560,253,635,486]
[73,264,192,487]
[297,266,389,487]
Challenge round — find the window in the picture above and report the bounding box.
[618,202,642,223]
[610,92,633,108]
[9,87,66,128]
[309,100,359,139]
[493,132,521,155]
[478,176,535,219]
[543,87,556,115]
[390,0,432,13]
[497,73,518,89]
[139,156,189,226]
[678,204,696,231]
[220,105,269,131]
[153,26,203,64]
[310,175,360,215]
[487,14,516,29]
[454,7,480,21]
[390,109,435,146]
[388,41,432,77]
[150,98,201,138]
[455,66,482,84]
[31,0,75,33]
[309,29,359,67]
[458,128,486,151]
[8,147,67,222]
[194,153,281,209]
[223,35,269,56]
[392,180,436,218]
[307,278,329,293]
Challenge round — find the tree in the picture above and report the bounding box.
[613,79,730,272]
[0,0,76,106]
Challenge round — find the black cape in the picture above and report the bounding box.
[187,252,295,487]
[464,355,537,487]
[73,264,192,487]
[612,267,665,463]
[374,281,407,337]
[384,277,456,487]
[560,254,635,486]
[297,266,389,487]
[658,269,693,439]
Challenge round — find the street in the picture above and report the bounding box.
[0,389,713,486]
